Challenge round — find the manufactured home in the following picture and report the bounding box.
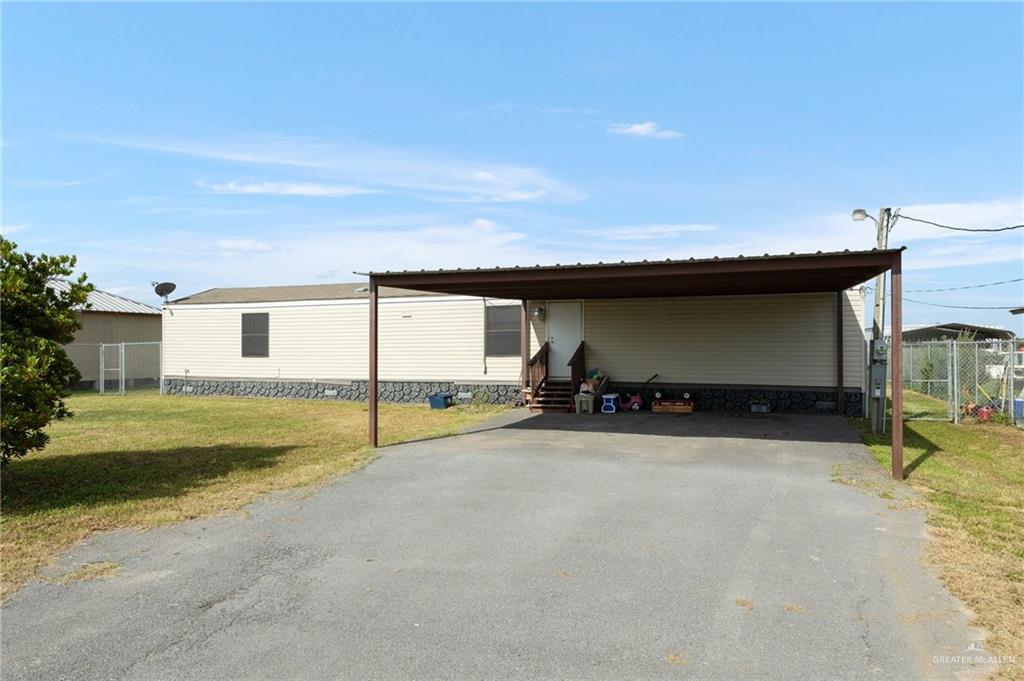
[161,249,889,420]
[162,284,530,403]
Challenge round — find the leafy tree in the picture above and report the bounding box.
[1,237,92,463]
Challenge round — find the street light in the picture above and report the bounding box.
[851,208,874,223]
[853,206,895,434]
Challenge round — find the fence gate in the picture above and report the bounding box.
[902,339,1020,424]
[99,343,125,395]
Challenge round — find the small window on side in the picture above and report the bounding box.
[485,305,521,357]
[241,313,269,358]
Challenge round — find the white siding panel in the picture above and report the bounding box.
[162,297,524,383]
[164,292,865,390]
[580,291,865,389]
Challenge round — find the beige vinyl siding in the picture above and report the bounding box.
[72,312,161,344]
[65,312,162,382]
[165,291,865,389]
[163,297,532,383]
[528,291,865,389]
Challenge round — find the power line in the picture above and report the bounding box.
[901,297,1020,310]
[899,214,1024,233]
[908,277,1022,293]
[865,277,1023,293]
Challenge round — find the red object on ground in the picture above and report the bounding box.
[976,406,993,422]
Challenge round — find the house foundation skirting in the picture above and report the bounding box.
[163,377,862,415]
[161,377,521,404]
[607,383,864,417]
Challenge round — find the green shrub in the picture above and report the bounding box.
[0,238,92,463]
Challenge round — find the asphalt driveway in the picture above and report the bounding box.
[2,412,984,680]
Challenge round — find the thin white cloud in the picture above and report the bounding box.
[607,122,683,140]
[87,134,584,204]
[204,181,372,198]
[711,198,1024,272]
[216,238,274,255]
[12,174,114,190]
[1,224,27,236]
[603,223,718,240]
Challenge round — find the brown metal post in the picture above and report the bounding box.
[836,290,845,415]
[520,300,529,394]
[890,255,904,480]
[369,277,379,448]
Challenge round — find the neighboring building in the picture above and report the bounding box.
[51,280,162,389]
[901,322,1016,343]
[161,252,872,416]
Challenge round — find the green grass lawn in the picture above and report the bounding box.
[0,391,505,600]
[900,388,951,420]
[852,416,1023,678]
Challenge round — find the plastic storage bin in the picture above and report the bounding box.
[428,393,452,409]
[574,393,595,414]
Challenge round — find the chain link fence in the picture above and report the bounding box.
[65,342,162,394]
[902,339,1022,424]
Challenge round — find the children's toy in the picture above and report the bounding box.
[619,374,659,411]
[652,391,694,414]
[601,393,620,413]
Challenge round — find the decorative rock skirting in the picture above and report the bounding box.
[163,377,863,415]
[608,383,864,417]
[162,377,521,405]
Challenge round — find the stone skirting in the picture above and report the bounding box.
[607,383,864,417]
[161,377,521,405]
[163,377,863,415]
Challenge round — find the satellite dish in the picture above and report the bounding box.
[154,282,177,300]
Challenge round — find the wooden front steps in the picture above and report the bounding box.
[529,379,574,413]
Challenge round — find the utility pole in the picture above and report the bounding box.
[869,207,893,433]
[871,207,892,340]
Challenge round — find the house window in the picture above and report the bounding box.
[241,313,269,357]
[485,305,521,357]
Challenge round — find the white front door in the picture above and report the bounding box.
[546,301,583,378]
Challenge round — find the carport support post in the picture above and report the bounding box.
[520,300,529,395]
[369,277,379,448]
[890,255,904,480]
[835,291,844,415]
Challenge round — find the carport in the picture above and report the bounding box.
[363,248,907,479]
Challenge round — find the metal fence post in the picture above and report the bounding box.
[119,342,126,395]
[951,340,959,424]
[1007,340,1016,423]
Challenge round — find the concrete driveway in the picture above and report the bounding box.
[2,412,984,680]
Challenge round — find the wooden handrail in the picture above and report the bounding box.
[528,342,550,367]
[527,342,550,400]
[568,341,586,395]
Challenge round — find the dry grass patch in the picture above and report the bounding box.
[54,561,121,585]
[852,418,1024,679]
[1,391,505,600]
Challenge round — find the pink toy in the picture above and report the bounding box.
[619,374,659,411]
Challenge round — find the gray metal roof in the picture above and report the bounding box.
[901,323,1016,341]
[48,279,160,315]
[171,282,444,305]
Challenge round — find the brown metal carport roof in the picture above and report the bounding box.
[362,248,903,299]
[362,247,907,480]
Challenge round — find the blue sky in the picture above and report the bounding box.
[3,3,1022,332]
